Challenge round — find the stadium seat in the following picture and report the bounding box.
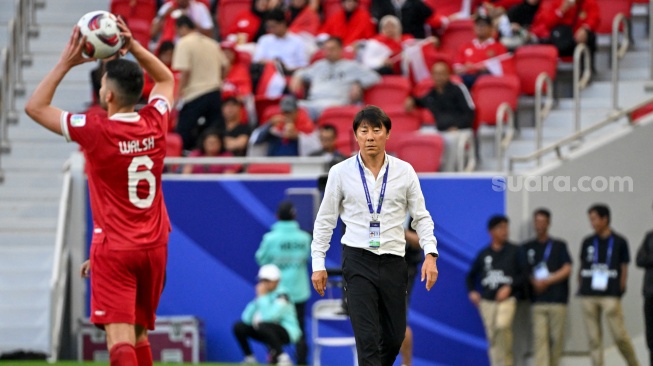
[471,74,520,129]
[423,0,463,17]
[364,75,411,108]
[110,0,157,46]
[513,45,558,96]
[384,107,422,133]
[438,20,475,58]
[166,132,183,157]
[321,0,370,18]
[218,0,252,38]
[254,96,281,124]
[318,105,361,156]
[246,163,292,174]
[596,0,632,35]
[312,299,358,366]
[630,102,653,122]
[392,133,444,172]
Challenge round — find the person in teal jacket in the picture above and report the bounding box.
[233,264,301,365]
[255,201,312,364]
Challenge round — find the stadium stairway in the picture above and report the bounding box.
[0,0,108,356]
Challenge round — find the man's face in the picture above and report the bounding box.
[355,120,389,158]
[490,222,509,243]
[320,128,337,152]
[431,62,450,87]
[324,40,343,62]
[341,0,358,12]
[533,214,549,237]
[222,101,241,122]
[176,0,190,8]
[475,22,492,40]
[254,0,269,12]
[381,21,400,39]
[266,20,286,37]
[159,50,173,67]
[589,211,608,234]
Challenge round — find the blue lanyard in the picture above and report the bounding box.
[593,236,614,265]
[357,155,389,221]
[542,240,553,263]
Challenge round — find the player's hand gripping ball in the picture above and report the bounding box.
[77,11,124,59]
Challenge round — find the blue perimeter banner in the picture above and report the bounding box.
[86,176,504,366]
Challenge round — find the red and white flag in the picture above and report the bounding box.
[256,61,286,98]
[480,53,516,76]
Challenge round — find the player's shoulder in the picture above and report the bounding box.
[141,96,171,117]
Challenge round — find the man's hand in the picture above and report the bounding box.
[531,278,550,295]
[80,260,91,278]
[404,97,415,112]
[58,26,96,69]
[312,270,328,297]
[495,285,512,302]
[421,255,438,291]
[468,290,481,306]
[574,27,589,44]
[116,17,134,56]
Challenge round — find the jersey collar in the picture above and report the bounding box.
[109,112,140,123]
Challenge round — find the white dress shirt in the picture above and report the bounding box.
[311,153,438,271]
[253,32,308,70]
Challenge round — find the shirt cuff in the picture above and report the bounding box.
[312,257,326,272]
[422,243,438,257]
[60,111,71,142]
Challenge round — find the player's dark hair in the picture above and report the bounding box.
[176,15,196,29]
[588,204,611,224]
[487,215,509,230]
[105,59,144,107]
[533,208,551,220]
[352,105,391,132]
[197,127,225,154]
[320,123,337,137]
[266,8,287,24]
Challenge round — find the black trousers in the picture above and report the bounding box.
[233,321,290,358]
[176,90,224,151]
[646,295,653,366]
[294,301,308,365]
[342,245,407,366]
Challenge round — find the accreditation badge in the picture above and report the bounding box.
[369,221,380,249]
[591,268,609,291]
[533,262,550,280]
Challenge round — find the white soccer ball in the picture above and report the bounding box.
[77,11,124,59]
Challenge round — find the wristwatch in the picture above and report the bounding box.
[427,252,438,258]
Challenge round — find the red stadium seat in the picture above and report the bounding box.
[246,163,292,174]
[218,0,252,38]
[423,0,463,17]
[110,0,157,46]
[471,75,520,129]
[596,0,632,35]
[364,76,411,108]
[439,20,475,58]
[513,45,558,96]
[630,102,653,122]
[254,96,281,124]
[393,133,444,172]
[318,105,361,156]
[321,0,371,18]
[384,107,422,133]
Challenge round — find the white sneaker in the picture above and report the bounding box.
[276,352,293,366]
[241,355,257,364]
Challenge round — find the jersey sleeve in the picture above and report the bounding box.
[60,111,101,148]
[141,95,172,132]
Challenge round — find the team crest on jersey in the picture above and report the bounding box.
[154,99,168,115]
[70,114,86,127]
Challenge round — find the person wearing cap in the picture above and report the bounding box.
[233,264,301,366]
[311,106,439,366]
[256,201,312,365]
[466,215,525,366]
[453,14,509,90]
[251,95,318,156]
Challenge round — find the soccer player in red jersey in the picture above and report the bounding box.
[25,19,174,366]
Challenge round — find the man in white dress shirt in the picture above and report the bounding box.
[311,105,439,366]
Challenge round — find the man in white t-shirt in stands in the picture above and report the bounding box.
[253,9,308,74]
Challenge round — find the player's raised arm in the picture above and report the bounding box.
[25,26,95,135]
[117,17,174,106]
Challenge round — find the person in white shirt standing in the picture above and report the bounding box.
[311,105,439,366]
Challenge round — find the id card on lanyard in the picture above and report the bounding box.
[533,241,553,280]
[591,236,613,291]
[358,156,389,249]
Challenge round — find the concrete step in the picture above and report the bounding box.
[2,156,69,171]
[5,141,75,160]
[0,200,60,218]
[35,0,111,26]
[0,217,58,232]
[0,245,54,270]
[0,324,49,354]
[0,266,52,288]
[0,232,56,247]
[0,186,63,201]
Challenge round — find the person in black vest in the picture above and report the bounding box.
[636,203,653,366]
[578,204,639,366]
[467,215,525,366]
[521,208,571,366]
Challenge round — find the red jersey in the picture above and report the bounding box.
[454,38,508,74]
[530,0,600,40]
[62,96,172,251]
[319,7,376,46]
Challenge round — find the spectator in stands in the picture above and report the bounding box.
[454,14,508,89]
[182,128,240,174]
[142,41,179,102]
[151,0,214,44]
[287,0,321,36]
[520,208,572,366]
[405,61,475,172]
[466,215,525,366]
[290,37,380,120]
[233,264,300,366]
[251,95,318,156]
[578,204,639,366]
[222,97,251,156]
[318,0,376,46]
[226,0,271,43]
[362,15,414,75]
[506,0,541,44]
[172,16,228,151]
[530,0,599,67]
[221,41,253,98]
[636,203,653,366]
[255,201,312,365]
[369,0,435,39]
[309,124,346,169]
[253,9,308,74]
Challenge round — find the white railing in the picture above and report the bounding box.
[495,103,515,171]
[48,162,73,363]
[573,43,592,135]
[534,72,554,167]
[164,156,333,175]
[611,13,630,111]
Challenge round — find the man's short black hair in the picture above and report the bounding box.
[533,208,551,220]
[588,204,611,224]
[222,96,242,106]
[266,8,287,23]
[277,200,296,221]
[352,105,391,132]
[325,36,343,48]
[158,41,175,55]
[488,215,509,230]
[176,15,196,29]
[320,123,337,136]
[105,58,144,107]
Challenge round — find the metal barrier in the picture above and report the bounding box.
[508,97,653,171]
[1,47,11,154]
[495,103,515,171]
[612,13,630,111]
[573,43,592,134]
[456,130,476,172]
[164,156,332,175]
[534,72,554,167]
